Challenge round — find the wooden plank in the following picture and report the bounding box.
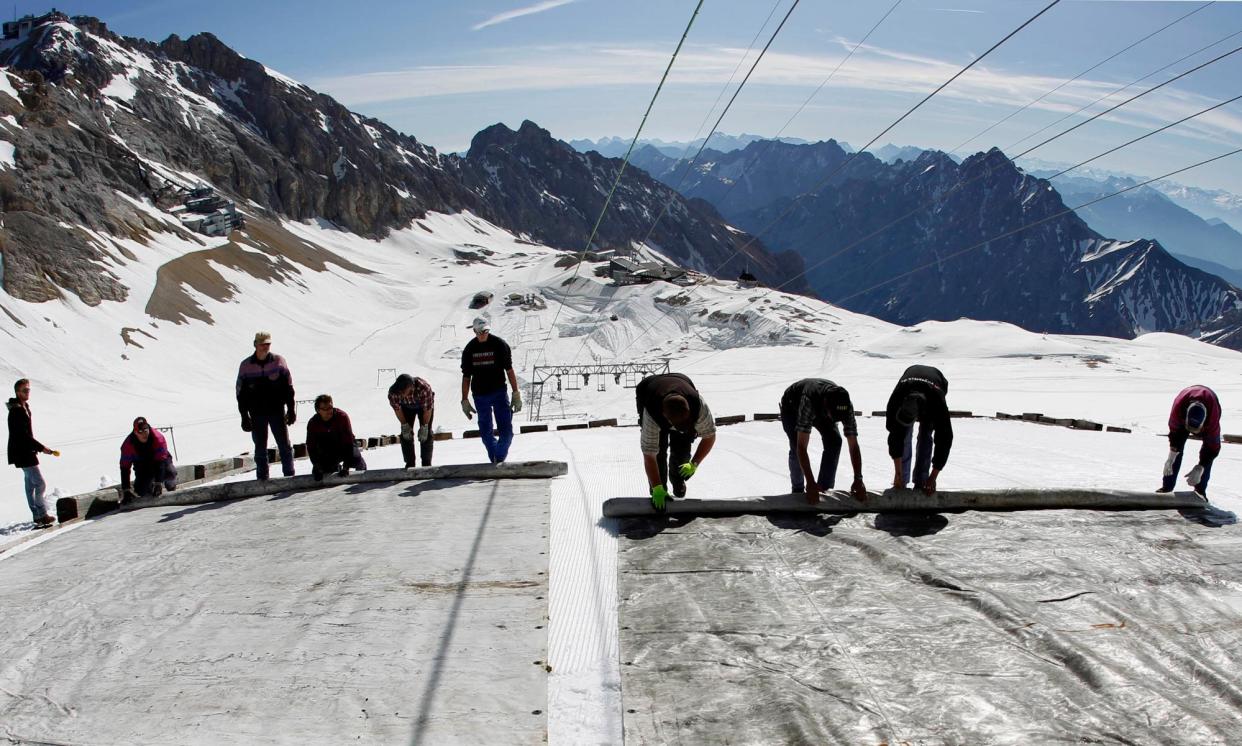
[602,488,1206,518]
[714,415,745,426]
[589,418,618,428]
[520,424,549,434]
[753,413,780,421]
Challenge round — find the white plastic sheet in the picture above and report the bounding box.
[0,478,550,744]
[617,509,1242,743]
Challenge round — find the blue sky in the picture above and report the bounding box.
[18,0,1242,192]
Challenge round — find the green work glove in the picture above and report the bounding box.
[461,399,475,419]
[650,484,669,511]
[678,461,697,480]
[510,390,523,413]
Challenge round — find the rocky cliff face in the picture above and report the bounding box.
[0,16,804,307]
[631,140,1242,348]
[455,121,805,290]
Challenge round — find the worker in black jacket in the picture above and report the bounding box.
[635,373,716,510]
[780,378,867,503]
[885,365,953,495]
[7,378,58,527]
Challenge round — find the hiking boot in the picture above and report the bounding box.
[35,515,56,528]
[673,483,687,498]
[312,468,324,482]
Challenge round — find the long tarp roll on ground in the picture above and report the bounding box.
[617,511,1242,743]
[602,488,1207,517]
[0,479,551,744]
[113,460,568,512]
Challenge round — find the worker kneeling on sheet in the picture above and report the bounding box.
[780,379,866,504]
[307,394,367,481]
[636,373,716,510]
[1157,385,1221,499]
[885,365,953,496]
[120,416,178,503]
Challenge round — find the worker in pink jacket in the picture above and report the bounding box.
[1157,385,1221,498]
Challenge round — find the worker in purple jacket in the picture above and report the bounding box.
[1157,385,1222,498]
[120,416,178,502]
[236,331,296,481]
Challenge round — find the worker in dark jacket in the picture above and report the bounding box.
[388,374,435,467]
[780,379,867,503]
[306,395,367,480]
[636,373,716,510]
[120,416,178,502]
[460,317,521,464]
[7,378,58,527]
[885,365,953,495]
[1157,385,1222,498]
[236,331,296,481]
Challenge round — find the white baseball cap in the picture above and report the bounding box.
[468,316,490,333]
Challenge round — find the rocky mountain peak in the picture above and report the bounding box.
[157,33,246,79]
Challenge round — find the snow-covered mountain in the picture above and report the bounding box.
[629,139,1242,348]
[1033,173,1242,275]
[0,14,804,304]
[1155,182,1242,233]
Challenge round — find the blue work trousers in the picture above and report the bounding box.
[474,389,514,464]
[781,413,842,492]
[22,465,48,521]
[1163,446,1217,497]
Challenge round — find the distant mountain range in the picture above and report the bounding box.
[629,139,1242,348]
[568,133,816,160]
[1033,172,1242,279]
[1018,157,1242,234]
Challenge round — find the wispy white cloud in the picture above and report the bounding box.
[472,0,578,31]
[309,39,1242,149]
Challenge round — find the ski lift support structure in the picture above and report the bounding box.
[527,360,671,421]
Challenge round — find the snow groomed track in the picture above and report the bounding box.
[0,473,557,744]
[616,509,1242,743]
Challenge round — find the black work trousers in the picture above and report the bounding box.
[656,428,694,494]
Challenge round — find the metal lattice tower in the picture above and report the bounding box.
[527,360,671,421]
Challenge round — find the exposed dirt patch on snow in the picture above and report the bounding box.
[145,218,372,324]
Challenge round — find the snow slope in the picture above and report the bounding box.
[1,209,1238,525]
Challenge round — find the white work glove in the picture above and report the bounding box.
[510,390,523,413]
[400,422,413,439]
[417,424,429,442]
[1185,464,1204,488]
[1163,450,1178,477]
[461,399,475,419]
